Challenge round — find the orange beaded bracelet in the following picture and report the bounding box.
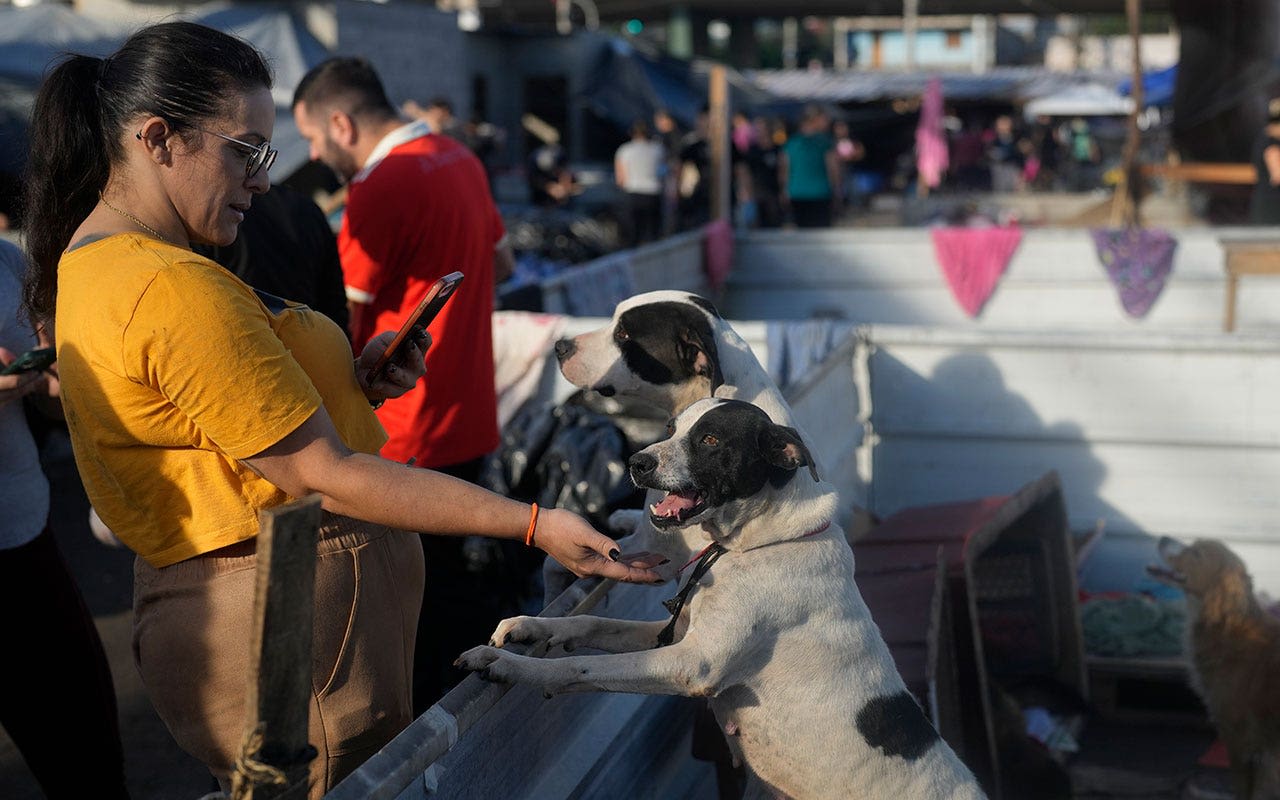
[524,503,540,547]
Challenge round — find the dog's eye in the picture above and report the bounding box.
[701,434,719,446]
[614,327,630,342]
[665,419,676,436]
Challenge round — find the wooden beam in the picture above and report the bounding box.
[232,495,323,800]
[1140,162,1257,184]
[708,64,731,223]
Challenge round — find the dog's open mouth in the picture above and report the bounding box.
[1146,537,1187,586]
[1145,563,1186,586]
[648,488,708,528]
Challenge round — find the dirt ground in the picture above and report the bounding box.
[0,429,214,800]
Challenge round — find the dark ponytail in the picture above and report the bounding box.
[22,21,273,322]
[23,54,107,321]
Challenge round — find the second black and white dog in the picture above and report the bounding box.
[458,399,984,799]
[548,290,873,597]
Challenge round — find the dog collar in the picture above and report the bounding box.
[801,521,831,539]
[657,542,726,647]
[655,521,832,648]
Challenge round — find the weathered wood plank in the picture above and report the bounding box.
[235,495,323,800]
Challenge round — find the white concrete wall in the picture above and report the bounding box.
[726,227,1280,334]
[860,325,1280,595]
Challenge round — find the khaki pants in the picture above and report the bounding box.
[133,513,426,799]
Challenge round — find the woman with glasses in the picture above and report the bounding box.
[23,21,661,799]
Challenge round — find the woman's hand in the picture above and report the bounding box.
[534,507,667,584]
[0,346,49,408]
[355,328,431,405]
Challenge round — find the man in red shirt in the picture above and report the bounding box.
[293,58,515,712]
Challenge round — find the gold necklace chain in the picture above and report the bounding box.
[98,194,173,245]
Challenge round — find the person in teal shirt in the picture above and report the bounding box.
[780,106,840,228]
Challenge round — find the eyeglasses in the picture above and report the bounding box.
[201,129,278,179]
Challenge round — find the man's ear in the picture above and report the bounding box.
[677,325,722,394]
[758,423,819,482]
[329,110,356,147]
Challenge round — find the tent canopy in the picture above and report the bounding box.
[0,2,329,182]
[1022,82,1134,118]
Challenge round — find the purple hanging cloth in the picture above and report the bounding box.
[1089,228,1178,318]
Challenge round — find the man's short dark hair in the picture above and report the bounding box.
[427,96,453,113]
[292,57,397,119]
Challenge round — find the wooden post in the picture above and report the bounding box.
[232,495,323,800]
[708,64,731,223]
[1113,0,1145,228]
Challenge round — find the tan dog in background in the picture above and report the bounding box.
[1149,537,1280,799]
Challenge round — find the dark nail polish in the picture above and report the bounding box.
[609,548,620,561]
[659,559,671,565]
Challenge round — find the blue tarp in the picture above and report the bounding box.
[1119,64,1177,107]
[580,38,777,130]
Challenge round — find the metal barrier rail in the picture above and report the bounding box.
[323,576,614,800]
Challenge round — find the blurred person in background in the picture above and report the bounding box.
[780,105,839,228]
[614,118,665,246]
[1249,98,1280,224]
[0,238,130,800]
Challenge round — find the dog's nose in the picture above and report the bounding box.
[554,338,577,363]
[629,452,657,480]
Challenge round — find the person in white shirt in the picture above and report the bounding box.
[614,119,666,246]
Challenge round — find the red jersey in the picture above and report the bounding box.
[340,122,502,468]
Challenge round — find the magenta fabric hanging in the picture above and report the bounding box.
[930,225,1023,317]
[703,218,734,291]
[916,77,949,191]
[1089,228,1177,318]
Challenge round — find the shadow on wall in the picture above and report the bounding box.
[870,352,1114,510]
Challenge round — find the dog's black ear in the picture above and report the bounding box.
[677,323,723,394]
[758,423,820,482]
[688,295,722,319]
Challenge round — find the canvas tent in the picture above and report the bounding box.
[0,1,330,195]
[578,36,778,131]
[1022,81,1135,117]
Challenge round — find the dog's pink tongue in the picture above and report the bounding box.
[655,491,699,516]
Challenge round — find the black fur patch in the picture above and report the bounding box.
[856,691,939,761]
[688,294,722,318]
[615,301,720,389]
[682,401,802,505]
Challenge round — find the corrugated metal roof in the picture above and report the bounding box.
[746,66,1127,104]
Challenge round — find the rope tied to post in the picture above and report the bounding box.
[230,723,287,798]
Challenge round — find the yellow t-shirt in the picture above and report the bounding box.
[57,234,387,567]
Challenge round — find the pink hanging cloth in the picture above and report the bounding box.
[915,77,949,191]
[930,225,1023,317]
[703,218,734,291]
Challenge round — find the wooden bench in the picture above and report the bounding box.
[1221,239,1280,331]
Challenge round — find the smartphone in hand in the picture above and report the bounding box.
[366,271,464,383]
[1,346,56,376]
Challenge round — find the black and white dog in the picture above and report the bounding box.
[458,399,983,799]
[549,290,872,596]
